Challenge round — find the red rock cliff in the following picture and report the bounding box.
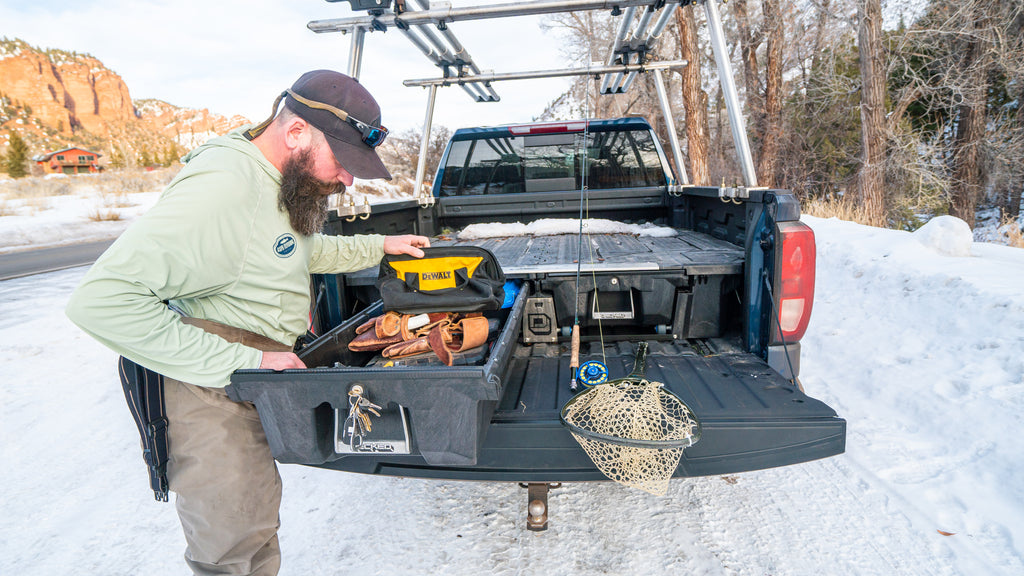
[1,38,247,164]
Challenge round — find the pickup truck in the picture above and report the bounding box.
[226,117,846,508]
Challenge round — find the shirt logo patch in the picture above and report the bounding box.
[274,234,296,258]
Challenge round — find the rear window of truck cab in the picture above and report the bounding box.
[438,121,669,196]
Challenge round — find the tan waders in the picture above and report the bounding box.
[165,318,292,576]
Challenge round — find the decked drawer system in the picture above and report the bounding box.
[228,226,845,477]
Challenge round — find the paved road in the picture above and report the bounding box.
[0,239,114,281]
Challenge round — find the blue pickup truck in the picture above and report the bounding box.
[226,117,844,501]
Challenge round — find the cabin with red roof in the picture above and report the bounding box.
[32,147,103,174]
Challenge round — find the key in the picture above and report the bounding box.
[353,412,367,437]
[358,397,382,417]
[358,411,373,434]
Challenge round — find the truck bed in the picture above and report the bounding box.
[227,220,844,482]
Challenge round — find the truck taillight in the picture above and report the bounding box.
[774,221,815,342]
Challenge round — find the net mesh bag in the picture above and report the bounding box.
[561,374,701,496]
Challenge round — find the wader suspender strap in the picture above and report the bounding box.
[118,356,170,502]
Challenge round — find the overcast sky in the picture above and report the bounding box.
[1,0,575,133]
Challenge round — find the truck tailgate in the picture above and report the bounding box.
[311,340,846,482]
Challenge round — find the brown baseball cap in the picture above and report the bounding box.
[283,70,391,181]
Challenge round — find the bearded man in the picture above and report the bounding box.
[66,70,429,576]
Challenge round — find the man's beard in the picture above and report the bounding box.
[279,148,345,235]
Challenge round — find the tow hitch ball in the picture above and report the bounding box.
[520,483,561,531]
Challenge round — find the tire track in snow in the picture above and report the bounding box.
[280,455,975,576]
[666,459,951,575]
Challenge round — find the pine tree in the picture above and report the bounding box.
[109,146,126,169]
[163,143,180,166]
[4,131,29,178]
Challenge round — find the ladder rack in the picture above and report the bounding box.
[309,0,759,199]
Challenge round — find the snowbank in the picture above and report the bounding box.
[913,215,974,256]
[801,215,1024,575]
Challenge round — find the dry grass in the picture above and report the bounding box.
[22,196,50,215]
[0,168,178,201]
[801,195,875,225]
[1002,214,1024,248]
[100,191,136,209]
[3,177,72,200]
[97,169,176,196]
[87,189,135,222]
[395,176,416,196]
[87,206,122,222]
[0,168,178,221]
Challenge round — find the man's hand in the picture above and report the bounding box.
[260,351,307,370]
[383,234,431,258]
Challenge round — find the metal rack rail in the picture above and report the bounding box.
[310,0,759,201]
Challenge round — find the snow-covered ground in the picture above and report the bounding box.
[1,191,1023,574]
[0,172,415,254]
[0,180,160,254]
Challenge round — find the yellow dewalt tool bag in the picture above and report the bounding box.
[378,246,505,314]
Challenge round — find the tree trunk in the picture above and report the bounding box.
[809,0,830,80]
[950,6,989,228]
[757,0,783,187]
[733,0,764,140]
[1007,185,1023,220]
[712,86,727,183]
[856,0,887,226]
[677,5,710,185]
[1010,79,1023,220]
[951,98,986,227]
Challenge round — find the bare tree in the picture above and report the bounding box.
[378,126,452,181]
[676,4,710,185]
[856,0,887,226]
[884,1,1024,228]
[758,0,784,186]
[949,4,990,225]
[730,0,785,187]
[983,2,1024,222]
[733,0,765,131]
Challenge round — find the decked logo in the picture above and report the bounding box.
[274,234,296,258]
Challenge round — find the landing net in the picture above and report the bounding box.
[560,345,701,496]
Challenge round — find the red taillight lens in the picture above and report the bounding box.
[774,221,816,342]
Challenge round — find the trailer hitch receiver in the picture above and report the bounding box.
[521,482,561,531]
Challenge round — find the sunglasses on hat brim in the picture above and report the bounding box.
[285,89,389,148]
[244,89,389,149]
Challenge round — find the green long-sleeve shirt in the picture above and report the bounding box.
[66,128,384,387]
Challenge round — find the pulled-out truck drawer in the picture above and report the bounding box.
[227,283,530,466]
